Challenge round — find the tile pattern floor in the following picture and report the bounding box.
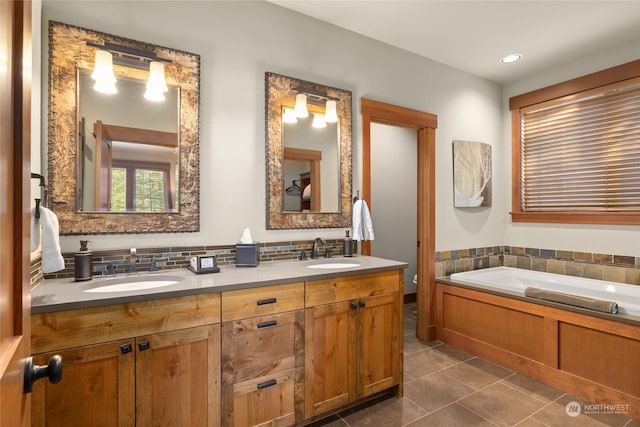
[316,303,639,427]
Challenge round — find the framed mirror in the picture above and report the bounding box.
[265,72,352,229]
[48,21,200,234]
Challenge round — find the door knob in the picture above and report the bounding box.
[24,355,63,393]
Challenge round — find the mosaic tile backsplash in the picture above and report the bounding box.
[32,242,639,287]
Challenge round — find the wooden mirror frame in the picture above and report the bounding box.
[48,21,200,234]
[265,72,352,229]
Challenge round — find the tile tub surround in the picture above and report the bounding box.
[436,246,640,286]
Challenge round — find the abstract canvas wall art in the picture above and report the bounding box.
[453,140,492,207]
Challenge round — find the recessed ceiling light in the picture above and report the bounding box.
[501,54,522,64]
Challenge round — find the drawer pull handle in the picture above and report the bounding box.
[258,320,278,329]
[257,297,277,306]
[138,340,150,351]
[257,379,277,390]
[120,343,133,355]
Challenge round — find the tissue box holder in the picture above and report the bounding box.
[236,243,259,267]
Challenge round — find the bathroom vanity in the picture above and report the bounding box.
[30,256,406,426]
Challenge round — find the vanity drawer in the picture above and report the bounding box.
[221,311,303,385]
[221,282,304,322]
[221,368,298,427]
[305,270,401,307]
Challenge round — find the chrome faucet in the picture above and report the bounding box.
[310,238,328,259]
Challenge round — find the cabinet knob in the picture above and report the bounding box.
[351,301,357,310]
[138,340,150,351]
[23,355,63,393]
[359,300,366,308]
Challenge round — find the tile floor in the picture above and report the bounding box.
[315,303,639,427]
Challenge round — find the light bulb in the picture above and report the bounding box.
[294,93,309,118]
[145,61,168,102]
[283,107,297,124]
[312,113,327,128]
[91,50,117,94]
[324,99,338,123]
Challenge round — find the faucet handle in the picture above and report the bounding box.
[106,262,115,276]
[150,260,158,273]
[324,247,332,258]
[298,250,307,261]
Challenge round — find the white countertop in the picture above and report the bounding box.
[32,255,408,314]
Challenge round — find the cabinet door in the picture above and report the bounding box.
[357,293,402,398]
[136,325,220,427]
[304,301,356,418]
[31,340,135,427]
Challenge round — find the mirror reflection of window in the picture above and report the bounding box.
[77,70,179,212]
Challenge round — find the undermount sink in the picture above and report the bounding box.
[81,275,184,293]
[306,262,361,269]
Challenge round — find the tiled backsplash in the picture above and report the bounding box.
[31,242,639,287]
[436,246,640,286]
[33,239,344,284]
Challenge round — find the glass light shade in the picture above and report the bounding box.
[312,113,327,128]
[324,99,338,123]
[283,107,298,124]
[145,61,168,101]
[294,93,309,118]
[91,50,117,94]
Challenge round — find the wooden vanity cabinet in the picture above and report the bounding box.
[304,270,403,419]
[220,283,305,426]
[30,294,221,427]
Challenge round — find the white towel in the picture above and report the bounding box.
[352,199,375,241]
[39,207,65,273]
[31,207,41,252]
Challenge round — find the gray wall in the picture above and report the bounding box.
[37,1,638,257]
[370,123,417,294]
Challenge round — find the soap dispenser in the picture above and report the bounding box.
[343,230,353,257]
[74,240,93,282]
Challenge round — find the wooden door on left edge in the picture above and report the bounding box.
[0,1,32,426]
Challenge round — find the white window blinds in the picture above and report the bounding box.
[520,81,640,212]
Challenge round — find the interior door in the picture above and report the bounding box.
[0,1,32,426]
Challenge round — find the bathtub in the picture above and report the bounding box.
[450,266,640,317]
[437,267,640,421]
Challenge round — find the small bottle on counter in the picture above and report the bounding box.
[74,240,93,281]
[343,230,353,257]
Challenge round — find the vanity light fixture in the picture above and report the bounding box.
[292,87,339,124]
[90,50,117,94]
[87,41,171,101]
[500,53,522,64]
[312,113,327,128]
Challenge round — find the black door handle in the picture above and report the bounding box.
[24,355,63,393]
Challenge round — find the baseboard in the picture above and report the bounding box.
[403,293,416,304]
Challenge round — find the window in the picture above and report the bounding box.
[509,61,640,225]
[111,160,174,212]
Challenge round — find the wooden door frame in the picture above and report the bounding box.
[1,1,32,425]
[360,98,437,341]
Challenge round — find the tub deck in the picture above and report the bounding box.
[436,277,640,421]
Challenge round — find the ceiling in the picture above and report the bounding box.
[268,1,640,84]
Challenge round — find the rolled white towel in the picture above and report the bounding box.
[302,184,311,201]
[39,207,65,273]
